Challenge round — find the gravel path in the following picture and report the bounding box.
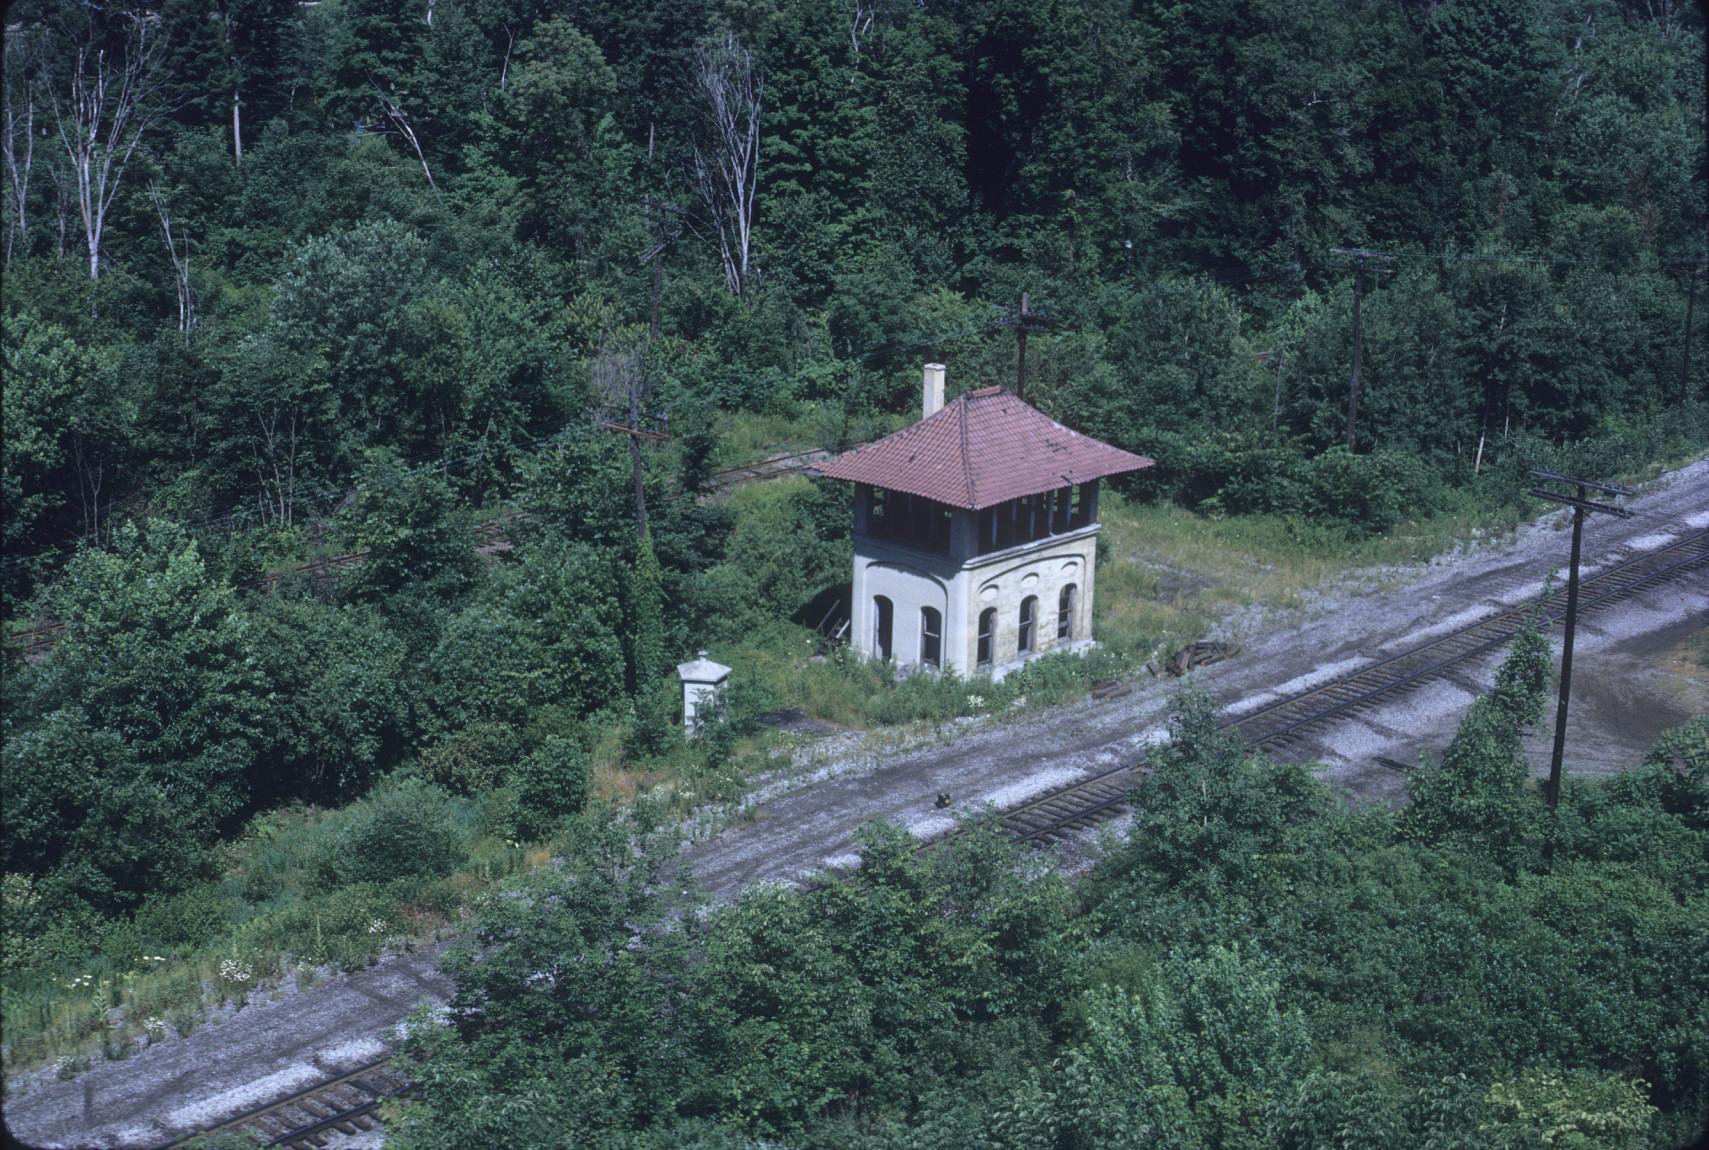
[6,459,1704,1148]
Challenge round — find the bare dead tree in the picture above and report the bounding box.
[849,0,876,55]
[70,424,106,545]
[148,182,194,335]
[48,15,171,280]
[254,402,302,526]
[374,83,438,190]
[499,24,516,91]
[2,36,37,259]
[691,33,761,297]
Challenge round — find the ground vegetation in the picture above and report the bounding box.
[2,0,1705,1113]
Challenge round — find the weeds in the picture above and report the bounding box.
[0,781,525,1076]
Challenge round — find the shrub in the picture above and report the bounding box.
[420,723,523,796]
[316,781,465,889]
[1302,448,1442,537]
[513,738,592,841]
[134,886,229,949]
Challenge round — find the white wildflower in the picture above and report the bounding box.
[218,958,254,985]
[965,694,986,709]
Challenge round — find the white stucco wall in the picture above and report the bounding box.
[852,517,1099,678]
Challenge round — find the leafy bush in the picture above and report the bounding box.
[1301,448,1443,537]
[315,781,466,889]
[513,737,592,841]
[133,887,229,950]
[421,723,524,796]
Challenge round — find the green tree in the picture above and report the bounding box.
[247,596,411,802]
[1120,690,1327,888]
[1481,1069,1656,1150]
[513,736,591,840]
[1056,947,1309,1150]
[22,522,270,835]
[2,314,85,602]
[1403,613,1551,866]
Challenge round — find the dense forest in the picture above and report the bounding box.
[2,0,1706,1143]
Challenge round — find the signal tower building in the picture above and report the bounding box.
[817,365,1152,678]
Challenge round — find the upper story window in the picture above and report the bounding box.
[866,487,951,554]
[977,481,1098,555]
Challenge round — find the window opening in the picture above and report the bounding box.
[1018,595,1037,654]
[920,607,942,668]
[1058,584,1077,641]
[873,595,893,661]
[977,607,996,667]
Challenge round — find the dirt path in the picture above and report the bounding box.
[6,459,1704,1148]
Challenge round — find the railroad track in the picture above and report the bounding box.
[701,449,832,495]
[971,528,1709,848]
[160,1058,411,1149]
[146,530,1704,1144]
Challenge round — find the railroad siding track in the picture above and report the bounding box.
[161,1059,411,1150]
[962,528,1708,848]
[699,449,832,499]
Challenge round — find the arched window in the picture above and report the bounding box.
[920,607,942,668]
[1057,584,1077,641]
[1018,595,1037,654]
[873,595,893,661]
[977,607,996,667]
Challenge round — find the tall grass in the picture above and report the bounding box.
[1,782,528,1076]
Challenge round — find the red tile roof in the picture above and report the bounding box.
[817,387,1152,509]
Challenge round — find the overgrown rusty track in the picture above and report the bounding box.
[969,528,1709,848]
[159,1058,411,1149]
[698,449,832,499]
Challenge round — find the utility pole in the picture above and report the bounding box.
[1681,256,1704,417]
[997,292,1051,400]
[1527,468,1632,810]
[1328,248,1394,450]
[639,195,686,342]
[1016,292,1029,399]
[596,351,670,541]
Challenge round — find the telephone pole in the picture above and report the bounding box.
[1527,468,1632,810]
[1328,248,1394,450]
[998,292,1051,401]
[1681,256,1704,417]
[596,349,671,542]
[639,196,686,342]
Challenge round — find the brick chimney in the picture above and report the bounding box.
[922,363,946,420]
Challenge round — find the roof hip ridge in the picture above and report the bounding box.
[958,394,976,507]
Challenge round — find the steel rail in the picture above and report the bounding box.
[158,1057,408,1150]
[1237,530,1707,748]
[1231,529,1707,736]
[931,528,1707,850]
